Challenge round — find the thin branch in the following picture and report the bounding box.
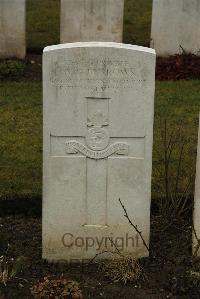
[177,174,194,217]
[166,130,174,153]
[174,141,186,196]
[118,198,150,253]
[192,224,200,258]
[88,237,124,264]
[88,250,110,264]
[108,237,124,257]
[164,120,169,200]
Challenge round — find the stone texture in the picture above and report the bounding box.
[193,114,200,256]
[0,0,26,59]
[60,0,124,43]
[43,42,156,261]
[151,0,200,56]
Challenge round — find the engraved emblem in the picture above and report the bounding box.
[65,97,129,160]
[87,111,108,127]
[86,127,109,150]
[66,140,128,159]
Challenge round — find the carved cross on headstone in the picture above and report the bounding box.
[65,97,129,227]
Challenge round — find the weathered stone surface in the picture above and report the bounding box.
[193,114,200,256]
[43,42,156,261]
[0,0,26,59]
[60,0,124,43]
[151,0,200,56]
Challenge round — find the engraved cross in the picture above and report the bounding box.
[65,97,129,227]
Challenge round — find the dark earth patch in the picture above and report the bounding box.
[156,54,200,80]
[0,199,199,298]
[1,54,200,82]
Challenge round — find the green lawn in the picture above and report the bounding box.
[0,82,42,199]
[0,81,199,200]
[26,0,152,50]
[1,0,199,200]
[123,0,152,46]
[1,0,199,201]
[27,0,60,50]
[153,81,199,198]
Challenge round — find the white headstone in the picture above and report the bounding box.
[0,0,26,59]
[193,114,200,256]
[43,42,156,261]
[151,0,200,56]
[60,0,124,43]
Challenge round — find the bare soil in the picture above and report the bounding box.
[0,199,199,298]
[1,54,200,82]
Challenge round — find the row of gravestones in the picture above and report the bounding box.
[1,0,200,59]
[43,42,200,261]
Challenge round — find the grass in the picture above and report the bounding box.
[1,0,199,200]
[0,82,42,199]
[0,81,199,200]
[123,0,152,46]
[26,0,152,51]
[153,81,199,198]
[26,0,60,51]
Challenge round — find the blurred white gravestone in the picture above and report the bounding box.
[0,0,26,59]
[151,0,200,56]
[43,42,156,261]
[193,114,200,257]
[60,0,124,43]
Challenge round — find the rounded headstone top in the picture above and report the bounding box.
[43,42,156,55]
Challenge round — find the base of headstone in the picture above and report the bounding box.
[151,0,200,56]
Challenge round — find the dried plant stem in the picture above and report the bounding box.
[174,141,185,196]
[118,198,150,253]
[192,224,200,258]
[164,120,169,201]
[89,237,124,264]
[88,250,110,264]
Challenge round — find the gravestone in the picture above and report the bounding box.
[151,0,200,56]
[193,114,200,256]
[0,0,26,59]
[43,42,156,261]
[60,0,124,43]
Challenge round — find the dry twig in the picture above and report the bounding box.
[118,198,150,253]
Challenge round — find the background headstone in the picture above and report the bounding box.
[43,42,156,261]
[193,114,200,256]
[60,0,124,43]
[0,0,26,59]
[151,0,200,56]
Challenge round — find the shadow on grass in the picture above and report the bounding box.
[0,196,41,217]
